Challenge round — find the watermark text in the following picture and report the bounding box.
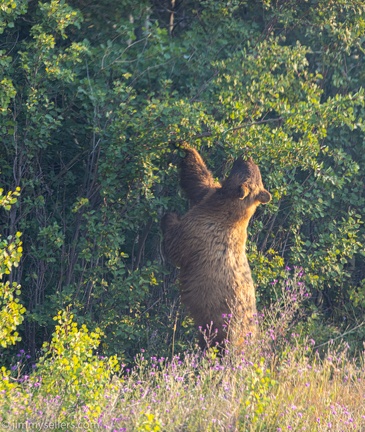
[1,421,102,430]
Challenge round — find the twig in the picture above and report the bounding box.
[171,116,284,146]
[314,322,365,349]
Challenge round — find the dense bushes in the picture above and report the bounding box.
[0,0,364,365]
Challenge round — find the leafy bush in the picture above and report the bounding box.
[0,0,364,364]
[0,187,25,349]
[33,308,120,419]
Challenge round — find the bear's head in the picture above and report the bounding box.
[179,145,271,216]
[221,156,271,206]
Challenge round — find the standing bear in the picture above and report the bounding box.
[162,145,271,350]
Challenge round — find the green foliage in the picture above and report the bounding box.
[239,359,277,424]
[33,308,119,419]
[0,0,364,364]
[137,412,162,432]
[0,0,28,35]
[0,187,25,348]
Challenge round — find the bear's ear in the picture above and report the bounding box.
[238,183,250,200]
[180,146,218,206]
[256,189,271,204]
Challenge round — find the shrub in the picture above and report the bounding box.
[0,187,25,349]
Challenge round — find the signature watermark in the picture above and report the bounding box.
[1,421,102,430]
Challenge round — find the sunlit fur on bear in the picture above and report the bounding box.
[162,145,271,351]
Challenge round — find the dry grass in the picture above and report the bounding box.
[1,274,365,431]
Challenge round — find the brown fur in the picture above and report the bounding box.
[162,146,271,350]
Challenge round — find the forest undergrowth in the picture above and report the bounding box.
[1,271,364,432]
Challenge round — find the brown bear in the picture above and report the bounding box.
[161,145,271,351]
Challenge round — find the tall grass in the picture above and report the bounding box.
[1,272,364,431]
